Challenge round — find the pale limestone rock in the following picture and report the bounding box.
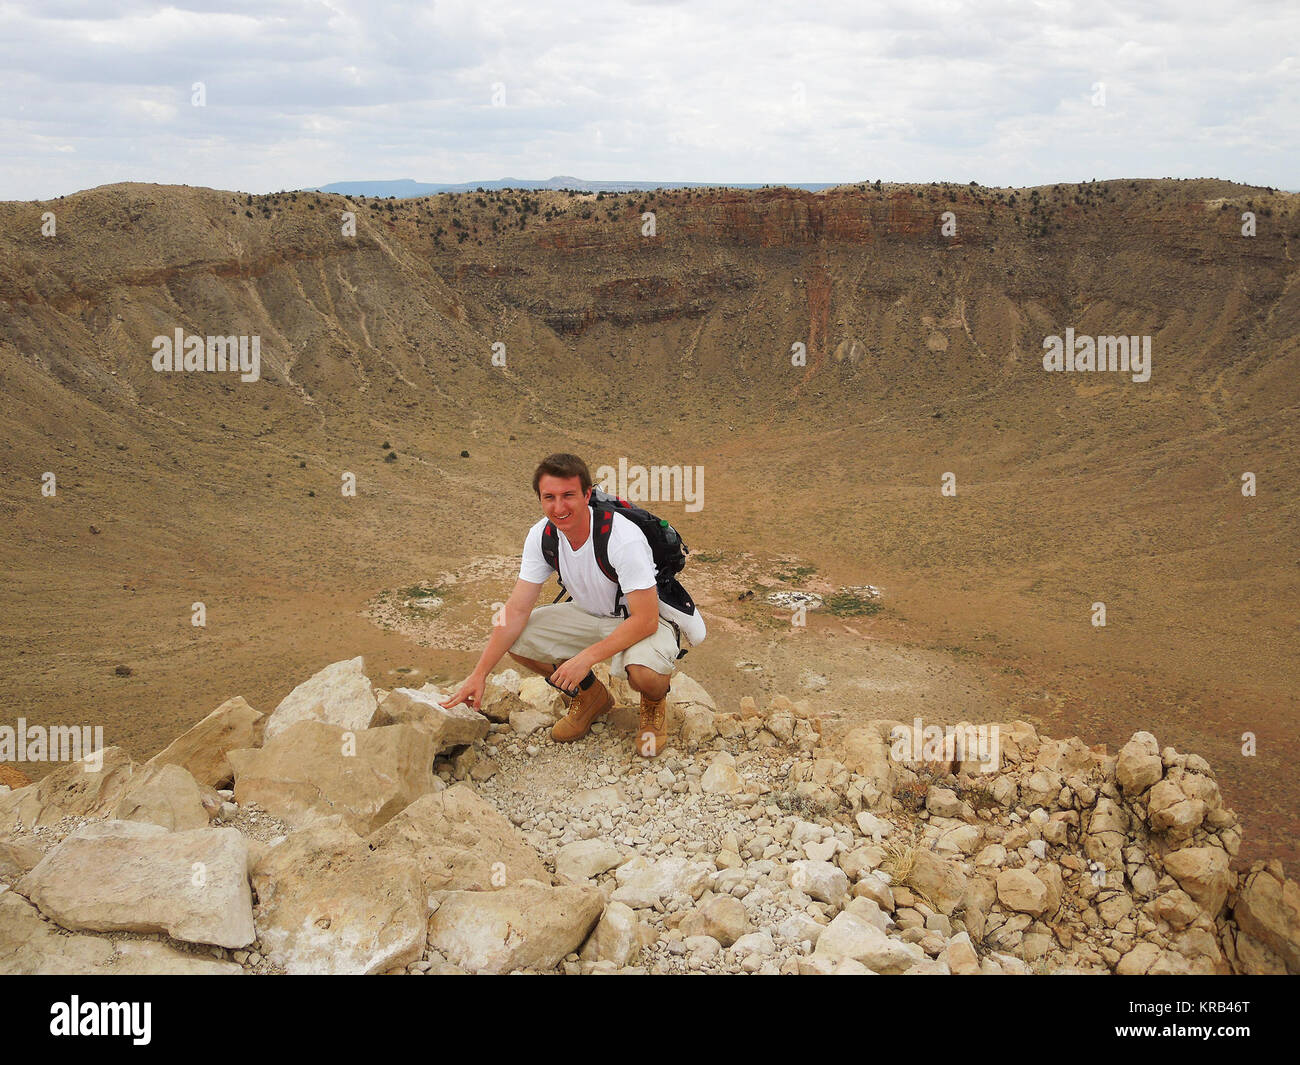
[844,895,891,932]
[732,930,776,956]
[509,708,554,736]
[945,931,980,974]
[1147,777,1206,841]
[1233,865,1300,973]
[701,753,743,795]
[252,818,426,975]
[1116,732,1163,795]
[996,868,1048,917]
[611,856,711,908]
[108,763,213,831]
[855,811,893,840]
[146,696,265,787]
[373,688,489,752]
[517,676,566,716]
[0,837,43,878]
[680,894,751,946]
[790,860,850,905]
[1116,941,1162,975]
[666,672,717,714]
[853,874,895,911]
[263,656,379,742]
[684,934,722,961]
[428,880,604,974]
[777,912,825,944]
[840,846,883,882]
[680,706,718,750]
[1152,888,1200,929]
[838,721,906,794]
[18,820,254,948]
[0,893,242,974]
[906,849,968,915]
[815,912,920,973]
[556,838,625,881]
[579,901,641,967]
[1163,846,1232,916]
[0,747,212,833]
[228,721,436,835]
[367,784,551,891]
[926,787,962,818]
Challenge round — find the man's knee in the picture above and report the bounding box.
[625,663,671,698]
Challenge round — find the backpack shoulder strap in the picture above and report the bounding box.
[540,521,570,604]
[592,509,627,617]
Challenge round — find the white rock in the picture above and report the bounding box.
[612,857,712,909]
[263,656,379,741]
[18,820,254,948]
[556,839,624,881]
[790,860,850,905]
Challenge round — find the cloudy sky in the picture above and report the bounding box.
[1,0,1296,200]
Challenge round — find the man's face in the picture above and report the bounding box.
[537,474,590,532]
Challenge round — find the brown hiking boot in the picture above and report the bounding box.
[551,677,614,742]
[637,691,669,758]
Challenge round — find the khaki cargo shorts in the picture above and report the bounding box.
[509,602,680,679]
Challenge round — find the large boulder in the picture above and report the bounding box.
[0,749,214,832]
[147,696,265,787]
[228,721,436,835]
[17,820,254,948]
[1233,864,1300,974]
[107,763,215,831]
[427,880,604,974]
[263,657,379,742]
[0,892,241,975]
[251,819,426,975]
[367,784,551,892]
[373,688,489,753]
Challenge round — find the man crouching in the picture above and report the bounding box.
[442,453,682,757]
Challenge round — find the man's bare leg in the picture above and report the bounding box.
[507,652,558,678]
[625,664,670,701]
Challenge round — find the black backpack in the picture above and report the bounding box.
[540,487,698,657]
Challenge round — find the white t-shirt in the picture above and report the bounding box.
[519,506,658,618]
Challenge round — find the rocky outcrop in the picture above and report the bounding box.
[2,656,1297,977]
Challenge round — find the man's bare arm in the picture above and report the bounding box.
[441,578,544,709]
[548,586,661,692]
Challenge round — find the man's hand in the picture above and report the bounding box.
[441,672,487,713]
[549,651,595,695]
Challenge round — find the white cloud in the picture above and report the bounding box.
[0,0,1294,199]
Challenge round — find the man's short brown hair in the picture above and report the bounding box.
[532,453,592,497]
